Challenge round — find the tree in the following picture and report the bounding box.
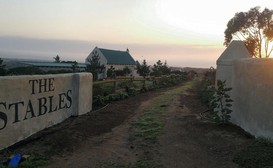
[53,55,61,63]
[71,61,79,72]
[151,60,171,77]
[86,51,105,80]
[224,6,273,58]
[162,61,171,75]
[210,80,233,124]
[110,66,132,77]
[122,66,132,76]
[136,59,150,79]
[107,66,115,78]
[152,60,163,77]
[0,58,6,76]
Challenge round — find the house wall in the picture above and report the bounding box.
[86,47,108,79]
[96,48,108,65]
[105,64,136,77]
[86,47,107,66]
[230,59,273,138]
[86,47,137,79]
[216,42,273,138]
[0,73,92,150]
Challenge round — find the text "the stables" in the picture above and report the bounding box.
[0,78,73,130]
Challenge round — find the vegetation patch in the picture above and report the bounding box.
[210,80,233,124]
[198,70,234,124]
[92,74,193,109]
[233,137,273,168]
[128,80,195,167]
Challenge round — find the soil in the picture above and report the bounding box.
[5,80,254,168]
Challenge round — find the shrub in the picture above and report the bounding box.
[198,79,215,106]
[92,74,191,109]
[93,95,106,108]
[125,85,137,96]
[210,80,233,124]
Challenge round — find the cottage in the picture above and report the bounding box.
[86,47,137,79]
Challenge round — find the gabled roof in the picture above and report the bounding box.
[98,48,136,65]
[217,40,251,65]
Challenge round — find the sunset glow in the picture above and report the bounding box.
[1,0,273,67]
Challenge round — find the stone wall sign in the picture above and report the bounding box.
[0,73,92,150]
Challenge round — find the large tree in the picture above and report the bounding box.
[107,66,115,78]
[151,60,171,77]
[136,59,150,79]
[53,55,61,63]
[71,61,79,72]
[122,66,132,76]
[0,58,6,76]
[224,6,273,58]
[86,51,105,80]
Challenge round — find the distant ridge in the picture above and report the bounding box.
[1,57,86,69]
[170,66,209,73]
[2,57,51,62]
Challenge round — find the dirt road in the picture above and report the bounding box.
[7,80,253,168]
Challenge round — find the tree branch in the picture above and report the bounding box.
[268,42,273,57]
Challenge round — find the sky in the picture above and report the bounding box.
[0,0,273,68]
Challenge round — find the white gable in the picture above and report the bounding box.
[217,40,251,65]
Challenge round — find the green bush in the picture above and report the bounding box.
[92,74,190,109]
[106,93,128,102]
[210,80,233,124]
[198,78,233,124]
[93,95,106,108]
[125,85,137,96]
[198,79,215,106]
[118,80,134,88]
[93,83,115,97]
[153,75,183,89]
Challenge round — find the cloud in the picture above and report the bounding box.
[0,36,223,67]
[0,36,92,61]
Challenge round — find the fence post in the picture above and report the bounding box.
[143,78,146,88]
[113,80,117,93]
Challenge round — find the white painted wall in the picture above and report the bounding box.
[216,40,251,87]
[105,64,137,77]
[0,73,92,149]
[86,47,137,79]
[231,59,273,138]
[216,40,273,138]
